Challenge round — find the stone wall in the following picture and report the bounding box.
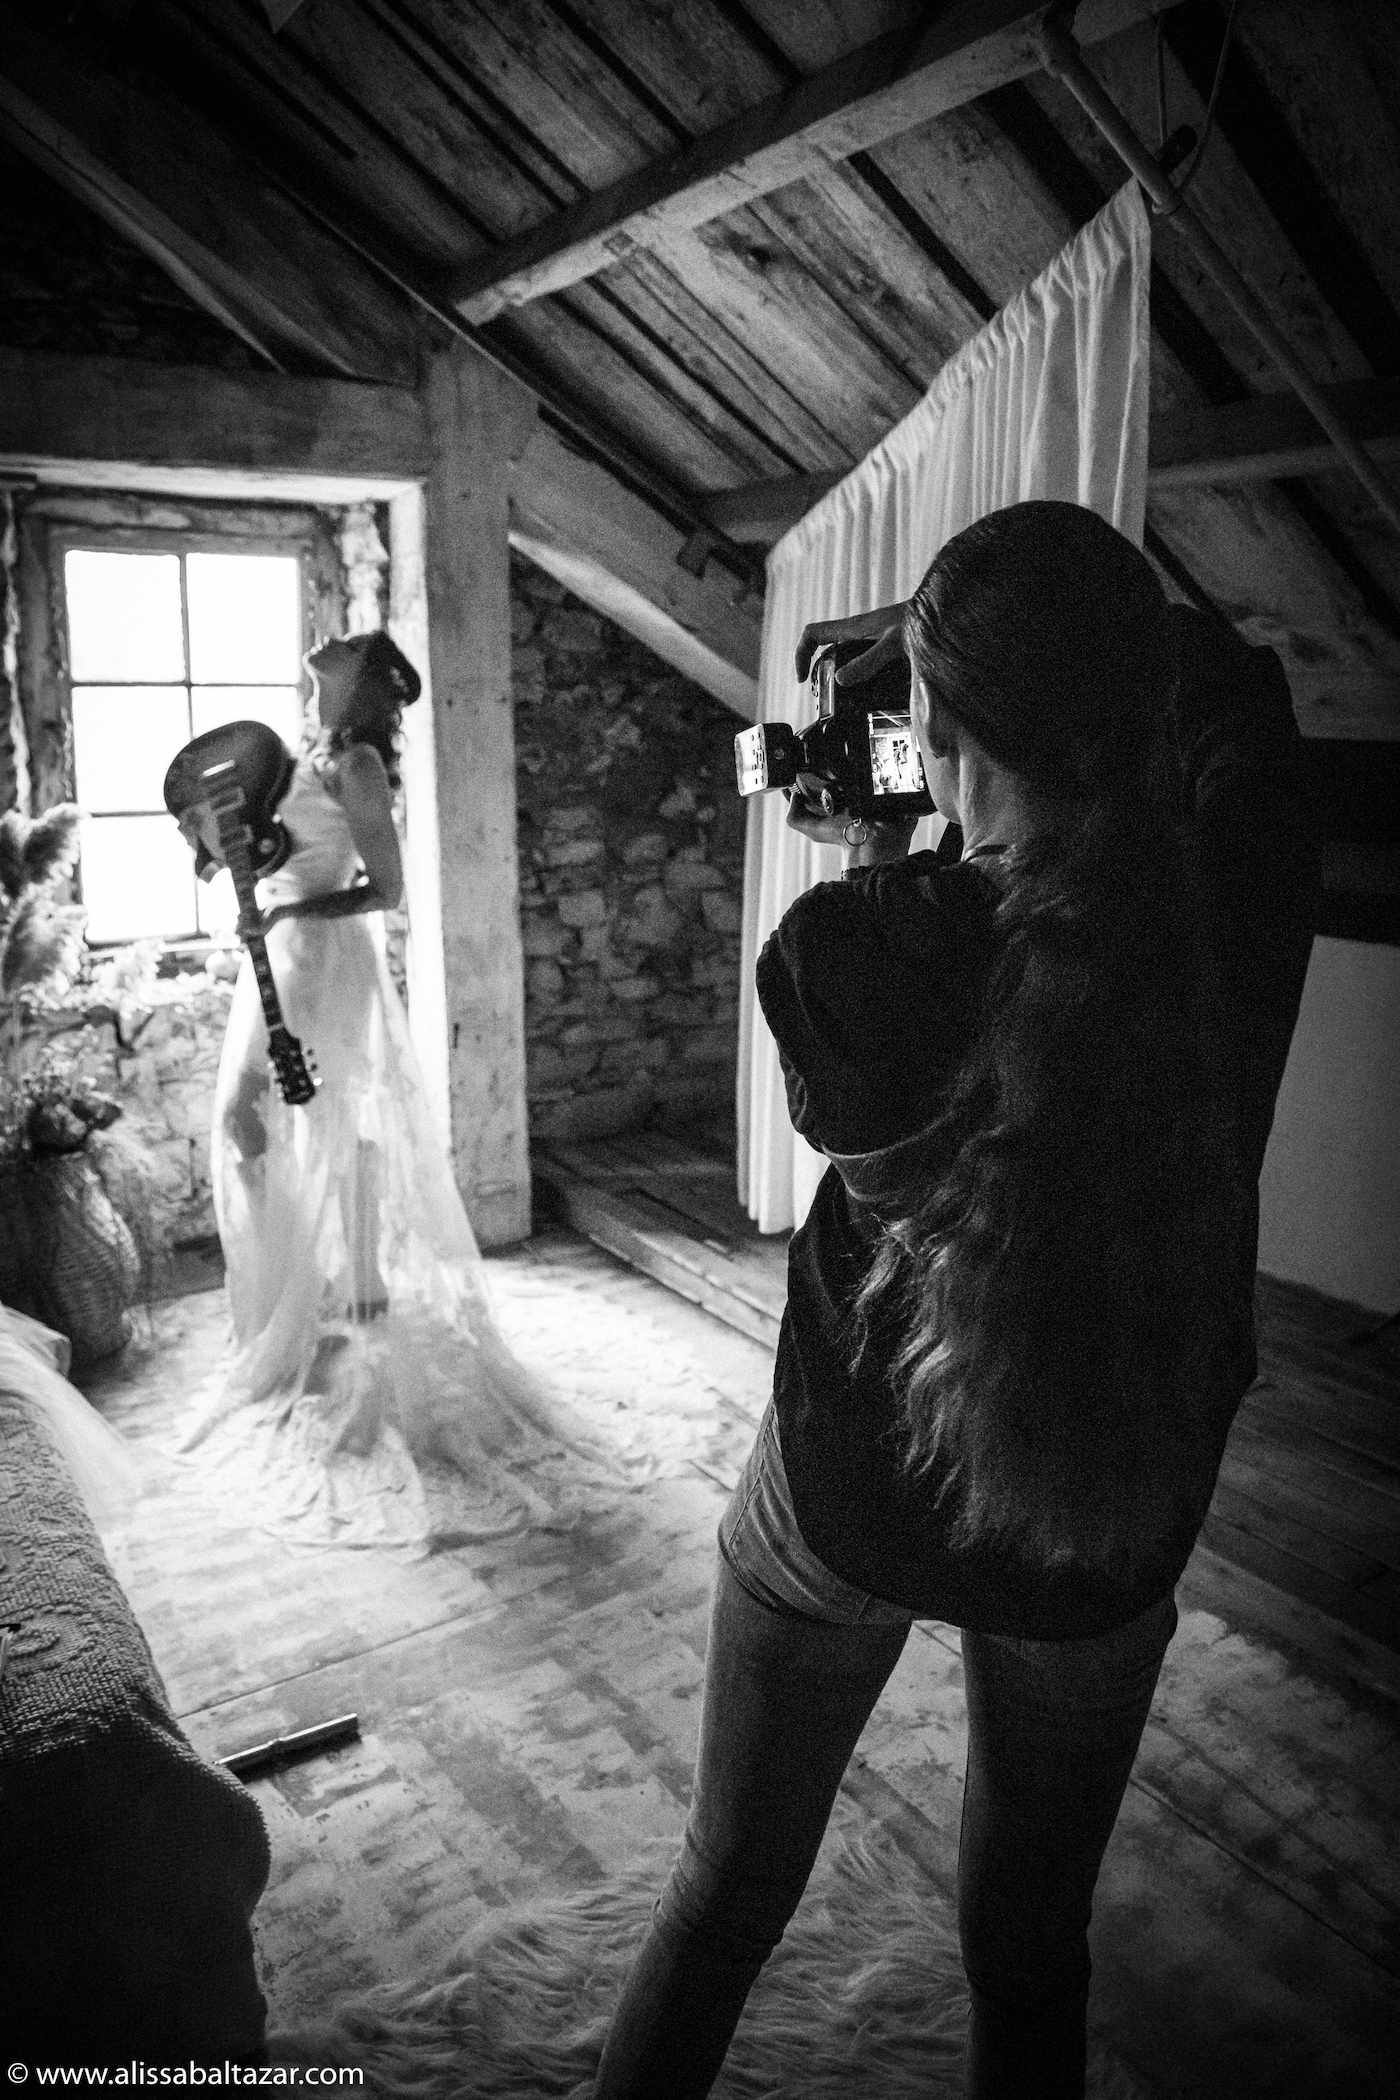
[511,555,745,1146]
[106,972,234,1247]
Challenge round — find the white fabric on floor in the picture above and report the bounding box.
[737,182,1153,1234]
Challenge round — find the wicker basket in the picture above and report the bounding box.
[21,1152,140,1362]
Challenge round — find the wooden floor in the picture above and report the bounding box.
[78,1184,1400,2095]
[534,1127,788,1351]
[538,1131,1400,1667]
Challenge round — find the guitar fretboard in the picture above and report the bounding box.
[209,786,286,1044]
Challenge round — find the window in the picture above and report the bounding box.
[63,545,308,942]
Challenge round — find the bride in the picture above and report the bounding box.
[175,630,604,1549]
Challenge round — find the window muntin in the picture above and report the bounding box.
[64,546,307,943]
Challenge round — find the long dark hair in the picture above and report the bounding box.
[322,630,421,790]
[857,503,1238,1581]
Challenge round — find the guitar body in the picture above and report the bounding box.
[164,723,319,1109]
[164,720,295,881]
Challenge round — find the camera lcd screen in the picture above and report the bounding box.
[734,725,770,796]
[867,711,926,797]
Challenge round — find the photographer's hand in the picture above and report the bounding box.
[794,602,910,685]
[784,788,917,872]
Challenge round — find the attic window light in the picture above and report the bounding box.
[64,548,306,944]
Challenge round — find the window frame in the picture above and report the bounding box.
[19,494,344,951]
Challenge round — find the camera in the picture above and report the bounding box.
[734,641,933,821]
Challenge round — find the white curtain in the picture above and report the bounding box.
[737,182,1153,1233]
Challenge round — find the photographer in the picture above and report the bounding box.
[596,502,1318,2099]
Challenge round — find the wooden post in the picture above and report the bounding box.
[398,339,537,1247]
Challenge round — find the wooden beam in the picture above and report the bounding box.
[700,378,1400,546]
[447,0,1174,323]
[0,9,415,382]
[0,349,430,495]
[509,530,757,721]
[0,345,763,705]
[1147,378,1400,492]
[512,425,763,693]
[412,343,538,1246]
[702,472,843,545]
[1286,672,1400,743]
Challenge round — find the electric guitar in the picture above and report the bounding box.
[164,723,318,1108]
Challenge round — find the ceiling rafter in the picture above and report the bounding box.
[242,153,771,592]
[345,0,586,210]
[0,9,415,383]
[0,0,775,590]
[160,0,506,254]
[535,0,694,148]
[578,278,812,476]
[522,0,955,417]
[698,0,807,90]
[168,0,359,161]
[845,150,1000,326]
[206,0,832,528]
[445,0,1177,324]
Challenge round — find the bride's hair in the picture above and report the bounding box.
[856,502,1237,1581]
[325,631,422,789]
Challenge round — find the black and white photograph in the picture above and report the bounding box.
[1,1,1397,2093]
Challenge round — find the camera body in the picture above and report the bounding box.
[734,642,933,821]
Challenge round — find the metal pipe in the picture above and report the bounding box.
[1038,14,1400,537]
[218,1712,361,1780]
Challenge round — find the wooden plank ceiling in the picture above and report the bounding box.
[2,0,1399,769]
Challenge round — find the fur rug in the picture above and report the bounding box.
[272,1829,1153,2098]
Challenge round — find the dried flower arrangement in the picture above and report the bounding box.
[1,804,156,1359]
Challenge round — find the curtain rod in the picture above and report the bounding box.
[1038,12,1400,538]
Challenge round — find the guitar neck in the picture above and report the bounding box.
[211,798,291,1043]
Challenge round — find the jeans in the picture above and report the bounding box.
[596,1404,1177,2099]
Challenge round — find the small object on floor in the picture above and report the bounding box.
[219,1711,360,1780]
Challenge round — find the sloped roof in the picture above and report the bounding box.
[1,0,1398,758]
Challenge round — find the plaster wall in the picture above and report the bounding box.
[1258,936,1400,1314]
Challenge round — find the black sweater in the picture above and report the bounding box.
[755,609,1319,1638]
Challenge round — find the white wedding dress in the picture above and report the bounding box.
[183,757,613,1549]
[0,1300,138,1539]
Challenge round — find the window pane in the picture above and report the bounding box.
[72,687,191,812]
[80,815,197,943]
[186,552,302,685]
[191,685,304,753]
[196,865,240,940]
[65,550,184,683]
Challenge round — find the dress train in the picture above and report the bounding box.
[177,760,625,1550]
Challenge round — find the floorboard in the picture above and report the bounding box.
[535,1137,788,1349]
